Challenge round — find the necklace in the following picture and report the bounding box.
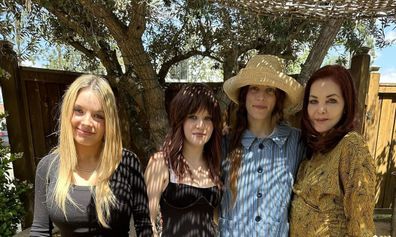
[75,166,97,173]
[182,156,210,175]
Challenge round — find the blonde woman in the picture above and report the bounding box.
[30,75,152,236]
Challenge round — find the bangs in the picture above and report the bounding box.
[169,84,220,127]
[187,94,218,117]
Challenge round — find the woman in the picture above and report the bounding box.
[219,55,305,236]
[290,65,376,236]
[30,75,152,236]
[144,84,222,237]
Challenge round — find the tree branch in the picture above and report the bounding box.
[77,0,127,42]
[34,0,124,75]
[68,41,96,59]
[298,19,344,84]
[157,50,220,84]
[127,1,147,40]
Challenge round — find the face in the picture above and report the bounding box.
[245,85,277,123]
[308,78,345,134]
[183,109,213,149]
[71,88,105,150]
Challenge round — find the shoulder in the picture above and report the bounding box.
[279,123,301,136]
[338,131,368,151]
[277,123,302,143]
[122,148,140,163]
[338,132,373,168]
[121,148,141,167]
[36,153,58,175]
[147,151,167,168]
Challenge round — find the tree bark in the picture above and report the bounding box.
[298,19,344,85]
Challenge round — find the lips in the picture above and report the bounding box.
[315,118,328,122]
[192,132,207,136]
[252,105,268,109]
[76,128,95,136]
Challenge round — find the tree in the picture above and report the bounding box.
[1,0,392,162]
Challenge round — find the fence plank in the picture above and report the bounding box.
[364,72,381,157]
[25,80,47,163]
[382,101,396,208]
[44,83,62,155]
[374,96,395,207]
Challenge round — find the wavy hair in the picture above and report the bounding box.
[161,84,222,188]
[301,65,357,157]
[227,85,286,204]
[51,74,122,227]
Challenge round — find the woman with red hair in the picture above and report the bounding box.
[290,65,376,237]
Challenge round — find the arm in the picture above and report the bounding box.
[30,156,53,237]
[340,134,376,237]
[144,152,169,237]
[128,153,154,237]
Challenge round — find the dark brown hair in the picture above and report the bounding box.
[228,85,286,203]
[301,65,357,157]
[162,84,222,187]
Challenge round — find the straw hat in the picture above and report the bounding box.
[223,54,304,114]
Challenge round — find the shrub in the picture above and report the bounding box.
[0,113,31,237]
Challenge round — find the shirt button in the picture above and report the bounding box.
[257,192,262,198]
[258,143,264,149]
[255,216,261,222]
[257,167,263,173]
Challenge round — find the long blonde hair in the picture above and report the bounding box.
[52,74,122,227]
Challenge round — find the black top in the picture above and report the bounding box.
[30,149,152,237]
[160,180,221,237]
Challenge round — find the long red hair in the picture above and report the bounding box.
[301,65,357,157]
[161,84,222,187]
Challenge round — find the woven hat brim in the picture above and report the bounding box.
[223,68,304,114]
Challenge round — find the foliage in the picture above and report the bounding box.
[44,43,106,74]
[0,114,31,236]
[1,0,395,156]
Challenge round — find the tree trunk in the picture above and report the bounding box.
[298,19,344,85]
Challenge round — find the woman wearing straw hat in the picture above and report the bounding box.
[219,55,305,236]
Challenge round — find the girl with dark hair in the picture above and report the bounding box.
[219,55,305,236]
[290,65,376,237]
[144,84,222,237]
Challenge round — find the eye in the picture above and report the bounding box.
[187,114,197,120]
[249,86,259,92]
[204,116,212,121]
[327,98,338,104]
[93,113,105,120]
[73,107,84,115]
[265,87,276,95]
[308,99,318,104]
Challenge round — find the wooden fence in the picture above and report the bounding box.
[363,69,396,209]
[1,40,395,225]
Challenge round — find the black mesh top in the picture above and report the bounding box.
[30,149,152,237]
[160,180,221,237]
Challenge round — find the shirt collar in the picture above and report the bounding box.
[241,123,291,149]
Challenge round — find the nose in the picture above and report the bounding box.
[196,119,204,128]
[257,90,266,101]
[257,89,272,101]
[81,113,93,126]
[319,105,327,114]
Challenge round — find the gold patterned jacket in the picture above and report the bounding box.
[290,132,376,237]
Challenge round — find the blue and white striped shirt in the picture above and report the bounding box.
[219,123,305,237]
